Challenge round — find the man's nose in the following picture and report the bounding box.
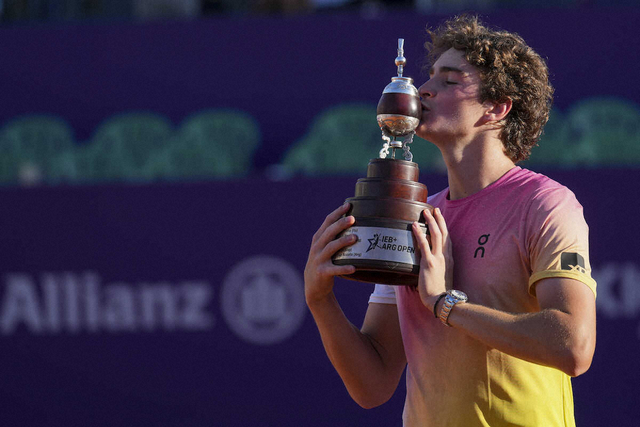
[418,81,434,99]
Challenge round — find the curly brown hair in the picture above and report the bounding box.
[425,15,554,162]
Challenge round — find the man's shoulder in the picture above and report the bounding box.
[425,167,578,208]
[511,169,586,228]
[510,167,577,202]
[510,167,562,189]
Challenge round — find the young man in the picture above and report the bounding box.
[304,15,597,427]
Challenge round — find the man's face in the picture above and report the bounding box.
[416,48,487,144]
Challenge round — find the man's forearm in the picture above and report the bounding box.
[308,294,403,408]
[446,301,595,377]
[413,208,597,378]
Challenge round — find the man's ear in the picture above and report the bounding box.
[483,98,512,123]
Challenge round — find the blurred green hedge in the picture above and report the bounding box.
[1,97,638,186]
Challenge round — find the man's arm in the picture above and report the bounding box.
[305,203,407,408]
[443,278,596,376]
[413,208,596,377]
[308,299,406,407]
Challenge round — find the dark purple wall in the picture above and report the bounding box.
[1,8,639,427]
[1,8,639,169]
[1,168,639,426]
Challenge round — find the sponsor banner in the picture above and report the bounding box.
[0,170,639,426]
[220,255,306,345]
[0,272,213,335]
[334,226,418,265]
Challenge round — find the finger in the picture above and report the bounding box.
[320,263,357,278]
[412,221,431,256]
[433,207,448,242]
[310,215,356,265]
[317,214,355,251]
[433,208,452,255]
[322,232,358,260]
[315,202,350,240]
[312,202,351,245]
[423,209,442,255]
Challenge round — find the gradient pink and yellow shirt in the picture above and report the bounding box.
[370,166,596,427]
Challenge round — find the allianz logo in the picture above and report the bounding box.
[0,255,306,345]
[7,261,630,340]
[0,271,213,334]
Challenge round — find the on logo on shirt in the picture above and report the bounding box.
[474,234,491,258]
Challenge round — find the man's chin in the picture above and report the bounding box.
[415,124,433,140]
[415,128,446,147]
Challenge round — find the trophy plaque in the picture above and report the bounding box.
[332,39,433,286]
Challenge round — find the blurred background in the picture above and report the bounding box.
[0,1,638,426]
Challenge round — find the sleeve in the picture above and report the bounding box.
[527,186,597,298]
[368,283,397,304]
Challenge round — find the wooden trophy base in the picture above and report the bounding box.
[332,158,432,286]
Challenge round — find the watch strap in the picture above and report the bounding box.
[433,293,447,318]
[438,291,467,326]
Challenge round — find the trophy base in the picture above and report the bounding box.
[336,260,419,286]
[333,217,429,286]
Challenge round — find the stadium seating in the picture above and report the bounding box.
[81,112,173,182]
[0,115,75,185]
[144,109,260,180]
[566,97,640,167]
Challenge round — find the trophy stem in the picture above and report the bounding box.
[396,38,405,77]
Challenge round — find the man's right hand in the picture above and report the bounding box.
[304,202,358,305]
[303,202,406,408]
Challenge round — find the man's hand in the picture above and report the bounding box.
[411,207,453,314]
[304,202,358,306]
[304,203,407,408]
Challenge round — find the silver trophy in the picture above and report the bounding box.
[332,38,432,287]
[376,38,421,161]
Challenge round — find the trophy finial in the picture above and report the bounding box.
[377,38,421,160]
[395,38,406,77]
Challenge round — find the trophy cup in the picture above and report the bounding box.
[332,39,433,286]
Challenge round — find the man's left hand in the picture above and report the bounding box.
[411,207,454,314]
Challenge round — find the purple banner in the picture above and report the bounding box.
[1,7,639,427]
[1,168,639,426]
[0,8,639,170]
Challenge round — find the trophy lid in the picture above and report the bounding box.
[382,77,419,96]
[382,39,419,96]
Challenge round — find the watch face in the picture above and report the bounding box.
[450,290,468,301]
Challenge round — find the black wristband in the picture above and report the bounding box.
[433,293,447,318]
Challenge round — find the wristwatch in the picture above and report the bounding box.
[438,290,468,326]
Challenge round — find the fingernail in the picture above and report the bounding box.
[435,207,441,215]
